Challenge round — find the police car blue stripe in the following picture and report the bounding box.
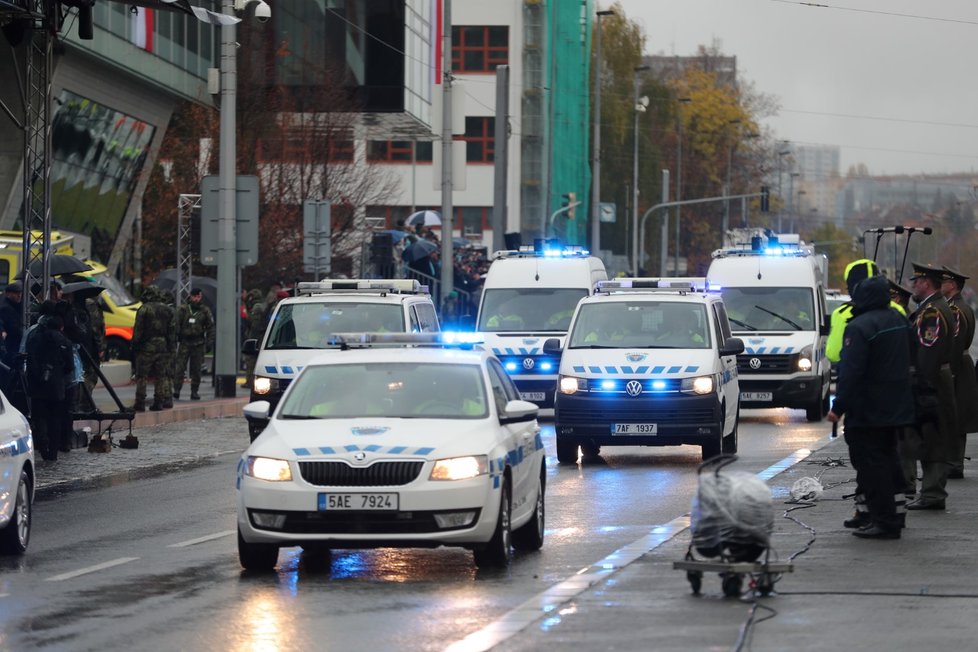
[282,366,294,374]
[294,447,311,456]
[604,366,616,373]
[388,446,407,454]
[668,366,681,373]
[687,366,699,373]
[364,444,382,452]
[415,447,435,455]
[344,445,359,452]
[573,366,586,373]
[535,432,544,451]
[651,366,665,374]
[318,446,335,454]
[589,366,602,373]
[263,365,277,373]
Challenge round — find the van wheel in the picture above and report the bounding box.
[702,438,722,462]
[806,383,825,422]
[722,412,739,455]
[106,336,131,361]
[555,438,578,464]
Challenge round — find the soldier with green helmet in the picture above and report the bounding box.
[132,285,176,411]
[173,287,214,401]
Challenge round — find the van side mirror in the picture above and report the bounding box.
[242,338,259,355]
[543,337,562,354]
[819,318,831,336]
[719,337,745,357]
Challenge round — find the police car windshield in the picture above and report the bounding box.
[720,287,815,332]
[278,362,489,419]
[567,301,712,349]
[478,288,588,332]
[265,302,405,349]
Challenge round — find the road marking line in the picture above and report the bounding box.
[444,448,815,652]
[168,530,236,548]
[45,557,140,582]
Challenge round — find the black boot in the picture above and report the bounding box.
[132,400,146,413]
[162,399,173,409]
[149,400,163,411]
[843,511,871,529]
[190,387,200,400]
[173,391,181,400]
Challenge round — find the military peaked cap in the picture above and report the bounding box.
[909,262,943,283]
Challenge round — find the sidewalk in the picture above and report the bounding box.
[34,372,250,499]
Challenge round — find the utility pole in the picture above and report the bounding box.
[674,97,691,276]
[591,9,615,255]
[492,64,509,253]
[631,65,649,276]
[215,0,237,397]
[439,0,454,303]
[658,169,669,276]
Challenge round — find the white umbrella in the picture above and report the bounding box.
[406,210,441,227]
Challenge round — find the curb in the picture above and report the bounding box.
[75,397,250,432]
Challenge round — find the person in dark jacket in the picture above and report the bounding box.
[827,274,914,539]
[25,300,75,461]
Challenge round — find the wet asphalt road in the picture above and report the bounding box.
[0,410,830,651]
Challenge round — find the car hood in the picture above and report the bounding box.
[250,417,497,461]
[560,348,715,377]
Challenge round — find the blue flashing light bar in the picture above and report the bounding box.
[505,361,518,372]
[539,361,553,371]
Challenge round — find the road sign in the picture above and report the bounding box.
[199,175,260,267]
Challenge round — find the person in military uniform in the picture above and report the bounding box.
[242,289,267,389]
[132,285,176,412]
[888,279,912,313]
[903,263,958,510]
[940,266,978,479]
[173,288,214,401]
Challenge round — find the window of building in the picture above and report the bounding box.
[452,26,509,73]
[367,140,433,163]
[457,117,494,163]
[257,133,353,163]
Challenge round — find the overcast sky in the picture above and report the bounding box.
[616,0,978,178]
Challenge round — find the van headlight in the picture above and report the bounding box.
[253,376,275,395]
[681,376,715,395]
[245,456,293,482]
[559,375,588,394]
[797,346,813,372]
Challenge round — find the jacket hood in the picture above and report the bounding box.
[851,274,890,315]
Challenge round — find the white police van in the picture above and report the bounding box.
[243,279,440,440]
[476,241,607,411]
[706,234,831,421]
[548,278,743,463]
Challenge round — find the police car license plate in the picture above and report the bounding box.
[319,493,398,511]
[612,423,657,435]
[741,392,773,402]
[521,392,546,401]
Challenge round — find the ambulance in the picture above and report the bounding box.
[242,278,440,441]
[549,278,743,463]
[706,234,831,421]
[475,241,607,411]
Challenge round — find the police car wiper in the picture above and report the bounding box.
[279,414,321,419]
[728,317,758,331]
[753,305,803,330]
[572,344,620,349]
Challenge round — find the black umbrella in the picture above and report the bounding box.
[14,255,93,279]
[402,239,438,263]
[61,280,106,300]
[151,269,218,315]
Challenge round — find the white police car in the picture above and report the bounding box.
[236,333,545,571]
[548,278,744,463]
[0,391,33,555]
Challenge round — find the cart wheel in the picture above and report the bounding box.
[721,573,743,598]
[686,571,703,594]
[756,574,774,597]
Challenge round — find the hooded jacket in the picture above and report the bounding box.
[833,275,915,427]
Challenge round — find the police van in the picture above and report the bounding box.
[242,279,439,440]
[548,278,743,463]
[706,234,831,421]
[475,241,607,411]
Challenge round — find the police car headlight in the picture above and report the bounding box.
[430,455,488,481]
[246,456,293,482]
[559,375,587,394]
[253,376,275,395]
[797,346,813,372]
[681,376,714,395]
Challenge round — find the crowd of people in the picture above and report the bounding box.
[827,259,978,540]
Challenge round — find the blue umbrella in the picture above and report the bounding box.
[402,239,439,263]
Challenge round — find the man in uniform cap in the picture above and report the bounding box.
[904,262,958,510]
[888,279,912,312]
[940,266,978,479]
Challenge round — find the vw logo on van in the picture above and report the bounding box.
[625,380,643,397]
[523,358,535,370]
[749,357,762,370]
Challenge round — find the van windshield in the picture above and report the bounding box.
[567,301,711,349]
[265,302,405,349]
[93,272,138,307]
[478,288,588,332]
[720,287,815,332]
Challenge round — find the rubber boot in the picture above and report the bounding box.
[149,400,163,412]
[132,400,146,413]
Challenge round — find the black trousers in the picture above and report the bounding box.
[844,425,906,531]
[30,396,71,461]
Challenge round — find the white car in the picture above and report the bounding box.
[0,391,34,555]
[236,334,545,571]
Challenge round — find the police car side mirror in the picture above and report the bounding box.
[243,400,271,420]
[719,337,745,357]
[543,338,562,354]
[500,399,538,424]
[242,338,259,355]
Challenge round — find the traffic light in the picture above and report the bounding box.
[561,192,577,219]
[760,185,770,213]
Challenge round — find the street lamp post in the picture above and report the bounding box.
[788,171,800,232]
[631,64,649,276]
[723,119,741,240]
[776,143,790,232]
[591,8,615,255]
[674,97,691,276]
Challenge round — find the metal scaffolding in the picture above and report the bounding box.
[176,194,201,308]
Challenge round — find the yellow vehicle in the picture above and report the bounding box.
[0,230,140,360]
